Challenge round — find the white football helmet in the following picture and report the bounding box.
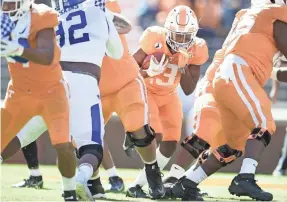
[1,0,34,21]
[164,5,199,52]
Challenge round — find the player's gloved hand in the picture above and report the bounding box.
[177,48,190,74]
[1,38,24,57]
[146,54,169,77]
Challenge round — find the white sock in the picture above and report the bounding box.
[156,148,170,170]
[142,158,157,165]
[130,148,170,188]
[165,164,185,180]
[129,168,147,188]
[30,169,41,177]
[0,155,3,164]
[239,158,258,174]
[62,176,76,191]
[76,163,93,183]
[184,166,207,184]
[106,166,118,178]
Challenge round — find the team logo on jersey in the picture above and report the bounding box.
[154,43,162,49]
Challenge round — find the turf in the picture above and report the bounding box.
[1,164,287,201]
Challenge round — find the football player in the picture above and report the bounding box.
[126,5,209,198]
[170,0,287,201]
[1,0,126,200]
[0,2,77,201]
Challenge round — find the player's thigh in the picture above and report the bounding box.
[116,77,150,132]
[213,60,275,134]
[194,95,222,145]
[101,95,114,125]
[41,80,71,146]
[16,116,47,148]
[160,94,183,142]
[1,89,34,151]
[217,103,250,151]
[66,72,104,148]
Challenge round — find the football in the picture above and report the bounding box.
[141,52,168,70]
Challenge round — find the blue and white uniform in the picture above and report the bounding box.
[17,0,123,149]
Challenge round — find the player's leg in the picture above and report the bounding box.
[88,95,113,198]
[118,77,164,199]
[223,65,275,201]
[11,116,47,189]
[41,81,77,201]
[64,71,106,201]
[12,141,43,188]
[1,86,35,155]
[273,127,287,176]
[102,140,125,192]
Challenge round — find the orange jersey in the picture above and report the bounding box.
[99,0,139,96]
[7,4,62,91]
[139,26,208,95]
[224,5,287,86]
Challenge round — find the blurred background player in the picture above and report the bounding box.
[0,1,78,200]
[270,56,287,176]
[126,5,208,198]
[170,0,287,201]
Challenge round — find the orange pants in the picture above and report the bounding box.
[148,92,183,142]
[102,76,148,132]
[1,81,70,152]
[212,54,275,151]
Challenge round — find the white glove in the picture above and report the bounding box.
[146,54,169,77]
[1,38,24,57]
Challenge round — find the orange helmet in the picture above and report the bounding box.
[164,5,199,52]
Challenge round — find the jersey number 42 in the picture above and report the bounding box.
[56,10,90,47]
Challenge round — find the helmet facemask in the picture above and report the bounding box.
[166,28,198,52]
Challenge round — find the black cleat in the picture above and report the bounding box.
[63,190,77,201]
[126,185,149,198]
[171,176,203,201]
[108,176,125,192]
[145,163,165,199]
[87,177,106,199]
[163,176,178,198]
[229,174,273,201]
[12,176,43,189]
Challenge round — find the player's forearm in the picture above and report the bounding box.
[180,65,200,95]
[22,48,54,65]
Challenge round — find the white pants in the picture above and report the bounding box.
[177,85,196,137]
[177,79,205,137]
[17,72,105,149]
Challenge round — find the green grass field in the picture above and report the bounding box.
[1,164,287,201]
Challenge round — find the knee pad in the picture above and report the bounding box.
[126,125,156,148]
[180,134,210,158]
[78,144,103,168]
[249,128,271,147]
[213,144,243,166]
